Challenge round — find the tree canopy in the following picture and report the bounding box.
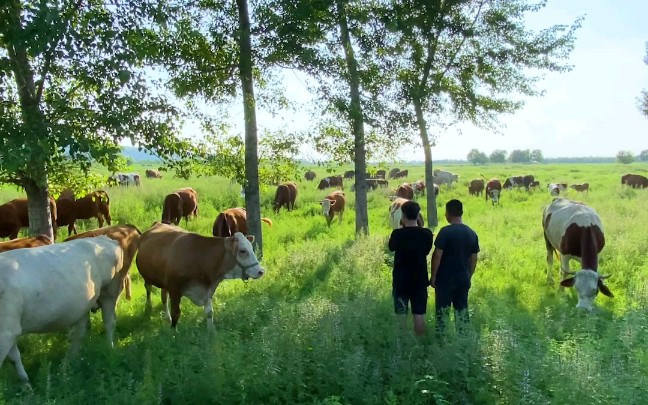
[467,149,489,165]
[616,151,635,164]
[640,42,648,119]
[489,149,507,164]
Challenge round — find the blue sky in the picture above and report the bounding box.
[215,0,648,161]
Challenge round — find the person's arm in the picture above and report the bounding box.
[430,248,443,288]
[388,230,398,252]
[469,253,478,278]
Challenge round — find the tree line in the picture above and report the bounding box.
[466,149,544,165]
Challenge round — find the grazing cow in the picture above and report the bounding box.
[433,170,459,186]
[145,169,163,179]
[161,193,183,225]
[304,171,317,181]
[548,183,561,196]
[375,169,387,179]
[350,178,388,192]
[343,170,355,179]
[621,173,648,188]
[570,183,590,193]
[0,235,52,253]
[389,198,424,229]
[528,180,541,191]
[64,224,142,301]
[388,168,401,179]
[468,179,485,196]
[485,179,502,205]
[136,223,264,327]
[56,190,111,236]
[392,170,409,179]
[317,175,344,190]
[108,173,141,187]
[543,198,612,310]
[394,183,414,200]
[274,182,298,212]
[0,236,130,384]
[0,198,57,240]
[212,207,272,237]
[413,180,426,196]
[320,191,346,226]
[503,175,534,190]
[176,187,199,221]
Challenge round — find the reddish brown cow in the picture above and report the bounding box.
[320,191,346,226]
[274,182,298,212]
[485,179,502,205]
[305,171,316,181]
[161,193,183,225]
[468,179,485,196]
[622,173,648,188]
[136,223,265,327]
[56,190,111,236]
[176,187,199,221]
[146,169,163,179]
[317,175,344,190]
[394,183,414,200]
[389,198,424,229]
[0,198,57,240]
[0,235,52,253]
[65,224,142,301]
[212,207,273,237]
[570,183,590,193]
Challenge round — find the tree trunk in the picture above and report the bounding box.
[24,177,55,241]
[236,0,263,259]
[414,98,438,230]
[336,0,368,235]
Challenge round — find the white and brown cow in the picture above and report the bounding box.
[543,198,613,310]
[485,179,502,205]
[389,198,424,229]
[320,191,345,226]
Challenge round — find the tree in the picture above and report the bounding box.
[0,0,192,239]
[385,0,580,229]
[530,149,544,163]
[640,42,648,119]
[489,150,507,164]
[617,151,635,164]
[467,149,489,165]
[509,149,531,163]
[639,150,648,162]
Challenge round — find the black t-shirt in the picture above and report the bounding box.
[434,223,479,284]
[388,227,434,290]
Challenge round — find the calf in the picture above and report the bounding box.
[320,191,346,226]
[468,179,485,196]
[485,179,502,205]
[543,198,612,310]
[0,235,52,253]
[389,198,424,229]
[136,223,264,327]
[570,183,590,193]
[212,207,272,237]
[274,182,298,212]
[0,197,57,240]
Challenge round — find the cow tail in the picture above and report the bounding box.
[261,218,273,227]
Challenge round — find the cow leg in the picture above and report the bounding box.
[68,314,90,356]
[100,297,118,348]
[123,275,132,300]
[204,296,214,328]
[7,343,29,384]
[559,254,572,291]
[161,289,171,323]
[98,215,104,228]
[338,211,343,225]
[544,233,555,284]
[144,282,153,309]
[169,291,182,328]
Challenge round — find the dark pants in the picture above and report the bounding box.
[435,279,470,332]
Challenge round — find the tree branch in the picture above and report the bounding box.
[439,0,487,80]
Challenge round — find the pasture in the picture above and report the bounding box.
[1,163,648,404]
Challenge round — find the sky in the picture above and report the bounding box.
[198,0,648,161]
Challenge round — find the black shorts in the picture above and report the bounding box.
[392,287,428,315]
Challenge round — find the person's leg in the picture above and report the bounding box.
[435,283,452,334]
[393,288,409,332]
[452,280,471,332]
[411,288,428,336]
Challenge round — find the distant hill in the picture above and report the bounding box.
[121,146,161,162]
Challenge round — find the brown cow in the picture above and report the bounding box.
[320,191,346,226]
[392,170,409,179]
[622,173,648,188]
[56,189,111,236]
[212,207,273,237]
[136,223,265,327]
[146,169,163,179]
[274,182,298,212]
[0,234,52,253]
[394,183,414,200]
[570,183,590,193]
[0,198,57,240]
[176,187,199,221]
[161,193,183,225]
[485,179,502,205]
[389,198,424,229]
[468,179,485,196]
[305,171,316,181]
[65,224,142,301]
[317,175,344,190]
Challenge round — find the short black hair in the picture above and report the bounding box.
[446,199,463,217]
[401,200,420,220]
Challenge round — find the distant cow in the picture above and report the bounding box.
[570,183,590,193]
[485,179,502,205]
[375,169,387,179]
[56,190,111,236]
[528,180,541,191]
[305,171,317,181]
[343,170,355,179]
[136,223,264,327]
[176,187,199,221]
[412,180,426,196]
[350,178,388,192]
[212,207,272,237]
[388,168,401,179]
[433,170,459,186]
[0,235,52,253]
[320,191,346,226]
[468,179,485,196]
[548,183,567,196]
[317,176,344,190]
[145,169,162,179]
[273,182,298,212]
[394,183,414,200]
[161,193,183,225]
[108,173,141,187]
[543,198,612,310]
[621,173,648,188]
[389,198,424,229]
[392,170,409,179]
[0,197,57,240]
[503,175,534,190]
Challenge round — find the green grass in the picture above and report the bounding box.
[2,162,648,404]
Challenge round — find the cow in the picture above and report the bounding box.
[274,182,298,212]
[56,190,111,236]
[621,174,648,188]
[108,173,141,187]
[389,198,424,229]
[161,193,183,225]
[503,174,535,190]
[0,198,57,240]
[548,183,561,196]
[317,175,344,190]
[343,170,355,179]
[433,170,459,187]
[212,207,272,237]
[413,180,426,196]
[176,187,199,221]
[528,180,541,191]
[0,235,52,253]
[375,169,387,179]
[136,223,264,327]
[304,171,317,181]
[543,198,612,310]
[433,184,439,196]
[350,178,388,192]
[485,179,502,205]
[145,169,163,179]
[468,179,485,196]
[0,236,130,384]
[570,183,590,193]
[392,170,409,179]
[64,224,142,302]
[388,168,401,179]
[320,191,345,226]
[393,183,414,200]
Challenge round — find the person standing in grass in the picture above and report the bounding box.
[388,201,434,336]
[430,199,479,332]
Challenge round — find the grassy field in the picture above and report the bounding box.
[1,162,648,404]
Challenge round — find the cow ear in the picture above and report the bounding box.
[329,200,336,206]
[598,280,614,298]
[560,277,576,287]
[246,235,255,243]
[225,236,237,253]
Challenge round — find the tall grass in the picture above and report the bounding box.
[2,162,648,404]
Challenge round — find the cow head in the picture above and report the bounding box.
[560,269,613,311]
[320,198,336,217]
[489,189,500,204]
[225,232,264,280]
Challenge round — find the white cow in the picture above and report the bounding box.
[432,169,459,186]
[0,236,126,384]
[109,172,141,187]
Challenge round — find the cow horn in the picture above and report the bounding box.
[599,273,612,280]
[561,268,577,276]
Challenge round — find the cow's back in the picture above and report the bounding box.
[0,235,52,253]
[543,198,603,250]
[177,188,198,217]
